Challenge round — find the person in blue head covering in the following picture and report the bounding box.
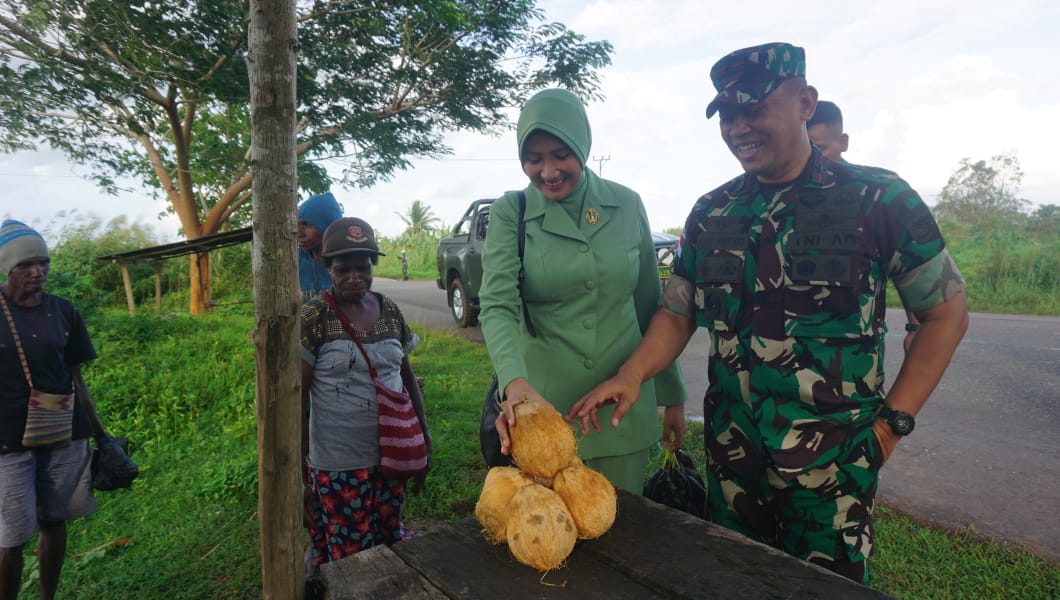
[298,192,343,300]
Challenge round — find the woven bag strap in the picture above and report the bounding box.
[321,291,377,379]
[0,292,33,387]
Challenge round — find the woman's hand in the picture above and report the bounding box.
[661,405,686,450]
[409,455,430,495]
[409,473,428,495]
[494,378,550,457]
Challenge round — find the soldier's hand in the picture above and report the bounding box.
[567,372,642,435]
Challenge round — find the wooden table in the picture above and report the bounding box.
[320,490,893,599]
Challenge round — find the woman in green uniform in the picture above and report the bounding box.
[479,88,686,492]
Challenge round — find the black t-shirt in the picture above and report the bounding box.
[0,293,97,453]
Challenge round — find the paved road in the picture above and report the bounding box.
[375,278,1060,563]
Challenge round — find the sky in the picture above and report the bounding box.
[2,0,1059,243]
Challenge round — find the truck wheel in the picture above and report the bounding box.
[448,277,479,327]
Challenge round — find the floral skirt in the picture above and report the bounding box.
[306,465,414,566]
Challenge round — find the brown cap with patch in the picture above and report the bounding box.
[321,217,386,258]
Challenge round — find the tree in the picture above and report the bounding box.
[247,0,302,596]
[396,199,440,235]
[1027,203,1059,237]
[934,152,1029,225]
[0,1,612,313]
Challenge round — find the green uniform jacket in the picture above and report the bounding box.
[479,172,686,459]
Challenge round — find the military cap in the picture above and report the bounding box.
[705,42,806,118]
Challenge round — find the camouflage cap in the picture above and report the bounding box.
[705,42,806,118]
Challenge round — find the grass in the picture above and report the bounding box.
[873,506,1059,599]
[15,308,1059,599]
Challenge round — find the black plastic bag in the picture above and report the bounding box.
[91,436,140,491]
[479,374,514,468]
[643,448,706,518]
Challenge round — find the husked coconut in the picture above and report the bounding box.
[506,483,577,572]
[475,467,533,544]
[509,401,577,479]
[552,464,617,539]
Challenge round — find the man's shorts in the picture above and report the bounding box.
[0,438,98,547]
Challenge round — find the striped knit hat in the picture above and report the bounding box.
[0,219,49,275]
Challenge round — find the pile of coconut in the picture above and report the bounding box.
[475,400,617,572]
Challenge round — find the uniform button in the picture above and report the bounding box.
[579,244,589,253]
[583,318,594,329]
[583,359,594,369]
[585,280,596,290]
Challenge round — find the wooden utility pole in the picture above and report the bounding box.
[247,1,303,598]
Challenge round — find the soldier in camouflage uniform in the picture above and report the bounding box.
[568,42,969,583]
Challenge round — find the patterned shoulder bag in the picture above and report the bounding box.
[0,293,75,448]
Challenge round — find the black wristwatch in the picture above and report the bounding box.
[904,323,920,333]
[877,405,916,436]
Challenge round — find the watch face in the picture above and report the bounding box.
[892,413,916,436]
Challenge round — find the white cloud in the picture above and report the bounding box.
[2,0,1058,240]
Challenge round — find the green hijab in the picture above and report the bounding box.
[516,89,593,215]
[516,88,592,166]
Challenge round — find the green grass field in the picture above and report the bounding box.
[14,309,1056,599]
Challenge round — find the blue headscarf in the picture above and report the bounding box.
[297,193,342,299]
[297,192,342,233]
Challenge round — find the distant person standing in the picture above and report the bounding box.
[297,192,343,300]
[400,249,409,281]
[808,100,920,350]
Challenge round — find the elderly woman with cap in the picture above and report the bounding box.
[299,217,430,569]
[479,88,687,493]
[0,219,111,599]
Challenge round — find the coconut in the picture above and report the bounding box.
[475,467,534,544]
[552,464,617,539]
[506,483,577,572]
[509,401,577,479]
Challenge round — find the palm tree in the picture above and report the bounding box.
[396,200,441,234]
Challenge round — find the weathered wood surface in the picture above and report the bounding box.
[321,546,449,600]
[582,491,893,599]
[392,518,667,599]
[321,490,894,599]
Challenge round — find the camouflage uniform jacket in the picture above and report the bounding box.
[669,148,952,479]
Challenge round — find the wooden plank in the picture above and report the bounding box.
[390,518,668,599]
[581,490,894,599]
[321,545,449,600]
